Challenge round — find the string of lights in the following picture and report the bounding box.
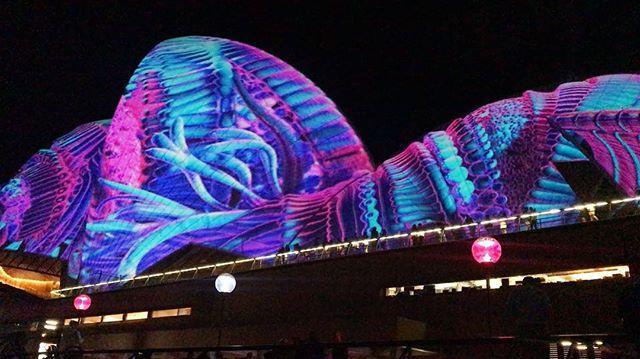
[51,195,638,297]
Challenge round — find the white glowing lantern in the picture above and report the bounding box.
[214,273,236,294]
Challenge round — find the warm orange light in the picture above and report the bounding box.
[0,266,59,298]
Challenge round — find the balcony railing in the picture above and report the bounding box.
[51,195,640,297]
[0,334,632,359]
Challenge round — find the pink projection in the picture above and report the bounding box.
[0,36,639,284]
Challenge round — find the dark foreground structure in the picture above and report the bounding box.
[2,37,640,357]
[2,201,640,357]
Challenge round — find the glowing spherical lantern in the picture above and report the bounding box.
[471,237,502,264]
[73,294,91,311]
[215,273,236,294]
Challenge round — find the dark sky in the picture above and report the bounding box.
[1,1,639,183]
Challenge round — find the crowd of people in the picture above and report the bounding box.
[1,202,638,358]
[1,278,639,358]
[270,204,614,270]
[262,331,346,359]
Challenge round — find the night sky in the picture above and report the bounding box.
[2,1,639,183]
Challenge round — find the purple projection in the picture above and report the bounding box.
[1,36,639,283]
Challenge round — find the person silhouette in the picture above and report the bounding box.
[506,276,550,358]
[331,330,347,359]
[619,277,640,351]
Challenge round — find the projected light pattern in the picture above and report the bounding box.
[1,36,639,284]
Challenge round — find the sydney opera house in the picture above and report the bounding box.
[1,37,639,356]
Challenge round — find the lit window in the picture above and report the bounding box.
[38,342,56,359]
[102,314,124,323]
[81,316,102,324]
[384,265,631,296]
[385,287,400,297]
[177,307,192,316]
[64,318,79,326]
[125,311,148,321]
[151,309,179,318]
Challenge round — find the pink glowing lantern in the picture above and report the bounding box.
[73,294,92,311]
[471,237,502,264]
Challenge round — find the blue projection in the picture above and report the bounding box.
[1,36,639,284]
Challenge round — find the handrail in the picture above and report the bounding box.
[51,195,640,297]
[0,333,630,358]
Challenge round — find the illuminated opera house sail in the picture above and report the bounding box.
[1,36,639,284]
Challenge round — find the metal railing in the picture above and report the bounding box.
[0,334,633,359]
[52,195,640,297]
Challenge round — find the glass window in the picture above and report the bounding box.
[385,287,401,296]
[125,311,148,321]
[177,307,192,316]
[81,316,102,324]
[151,309,179,318]
[102,314,124,323]
[63,318,79,326]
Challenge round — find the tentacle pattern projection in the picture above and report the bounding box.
[1,36,639,283]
